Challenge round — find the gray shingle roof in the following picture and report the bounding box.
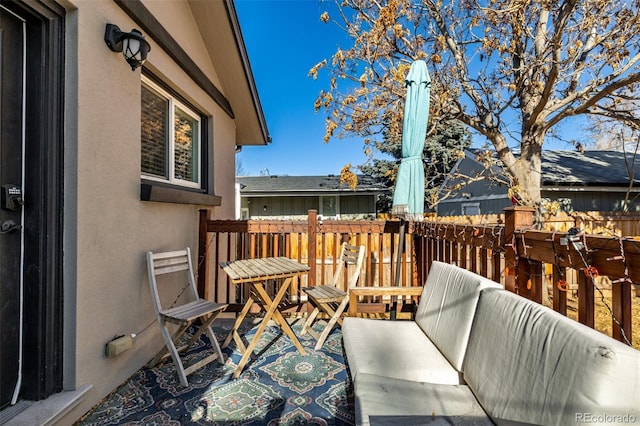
[237,175,386,194]
[467,149,640,186]
[541,151,640,186]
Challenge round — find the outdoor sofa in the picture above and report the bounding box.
[342,261,640,425]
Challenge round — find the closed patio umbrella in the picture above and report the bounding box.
[391,60,430,312]
[391,60,431,221]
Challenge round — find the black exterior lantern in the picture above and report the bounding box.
[104,24,151,71]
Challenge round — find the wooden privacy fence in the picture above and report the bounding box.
[197,209,414,308]
[198,207,640,347]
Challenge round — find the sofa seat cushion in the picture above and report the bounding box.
[415,261,502,372]
[354,373,493,426]
[464,288,640,426]
[342,317,462,384]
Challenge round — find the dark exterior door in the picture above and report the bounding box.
[1,1,65,409]
[0,5,26,409]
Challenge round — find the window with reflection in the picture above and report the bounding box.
[141,77,201,188]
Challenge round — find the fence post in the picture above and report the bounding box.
[503,206,535,296]
[308,209,317,287]
[198,209,211,299]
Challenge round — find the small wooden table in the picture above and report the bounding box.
[219,257,310,378]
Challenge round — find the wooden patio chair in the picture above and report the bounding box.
[301,242,366,349]
[146,248,228,386]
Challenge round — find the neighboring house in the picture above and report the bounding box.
[0,1,268,423]
[438,150,640,215]
[237,175,387,220]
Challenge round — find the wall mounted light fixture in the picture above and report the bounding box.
[104,23,151,71]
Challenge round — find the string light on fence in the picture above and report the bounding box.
[557,280,568,292]
[583,266,599,279]
[562,228,632,346]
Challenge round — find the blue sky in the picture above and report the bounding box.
[235,0,368,177]
[234,0,583,177]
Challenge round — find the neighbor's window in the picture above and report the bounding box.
[462,202,480,215]
[321,195,338,218]
[141,77,201,188]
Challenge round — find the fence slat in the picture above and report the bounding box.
[578,272,595,328]
[612,281,632,344]
[552,265,568,316]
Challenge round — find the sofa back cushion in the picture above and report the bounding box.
[464,288,640,426]
[415,261,500,372]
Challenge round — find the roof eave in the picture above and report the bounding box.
[222,0,270,145]
[189,0,270,146]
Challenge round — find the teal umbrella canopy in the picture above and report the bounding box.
[391,60,431,221]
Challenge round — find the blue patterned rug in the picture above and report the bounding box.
[75,319,354,425]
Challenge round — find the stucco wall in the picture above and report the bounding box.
[61,0,239,422]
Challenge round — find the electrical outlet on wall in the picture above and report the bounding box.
[105,334,135,358]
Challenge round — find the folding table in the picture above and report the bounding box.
[219,257,310,378]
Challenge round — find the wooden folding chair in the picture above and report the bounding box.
[301,242,366,349]
[146,248,228,386]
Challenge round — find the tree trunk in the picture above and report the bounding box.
[493,130,544,207]
[513,156,542,206]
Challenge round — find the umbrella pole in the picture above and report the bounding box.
[392,218,405,320]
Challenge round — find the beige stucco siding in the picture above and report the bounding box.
[61,0,240,422]
[143,1,225,90]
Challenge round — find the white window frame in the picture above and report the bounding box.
[141,76,201,189]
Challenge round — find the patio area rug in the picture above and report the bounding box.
[75,319,355,425]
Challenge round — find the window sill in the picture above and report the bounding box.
[140,182,221,206]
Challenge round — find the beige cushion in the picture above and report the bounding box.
[354,373,492,426]
[415,261,501,371]
[342,317,462,384]
[464,288,640,426]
